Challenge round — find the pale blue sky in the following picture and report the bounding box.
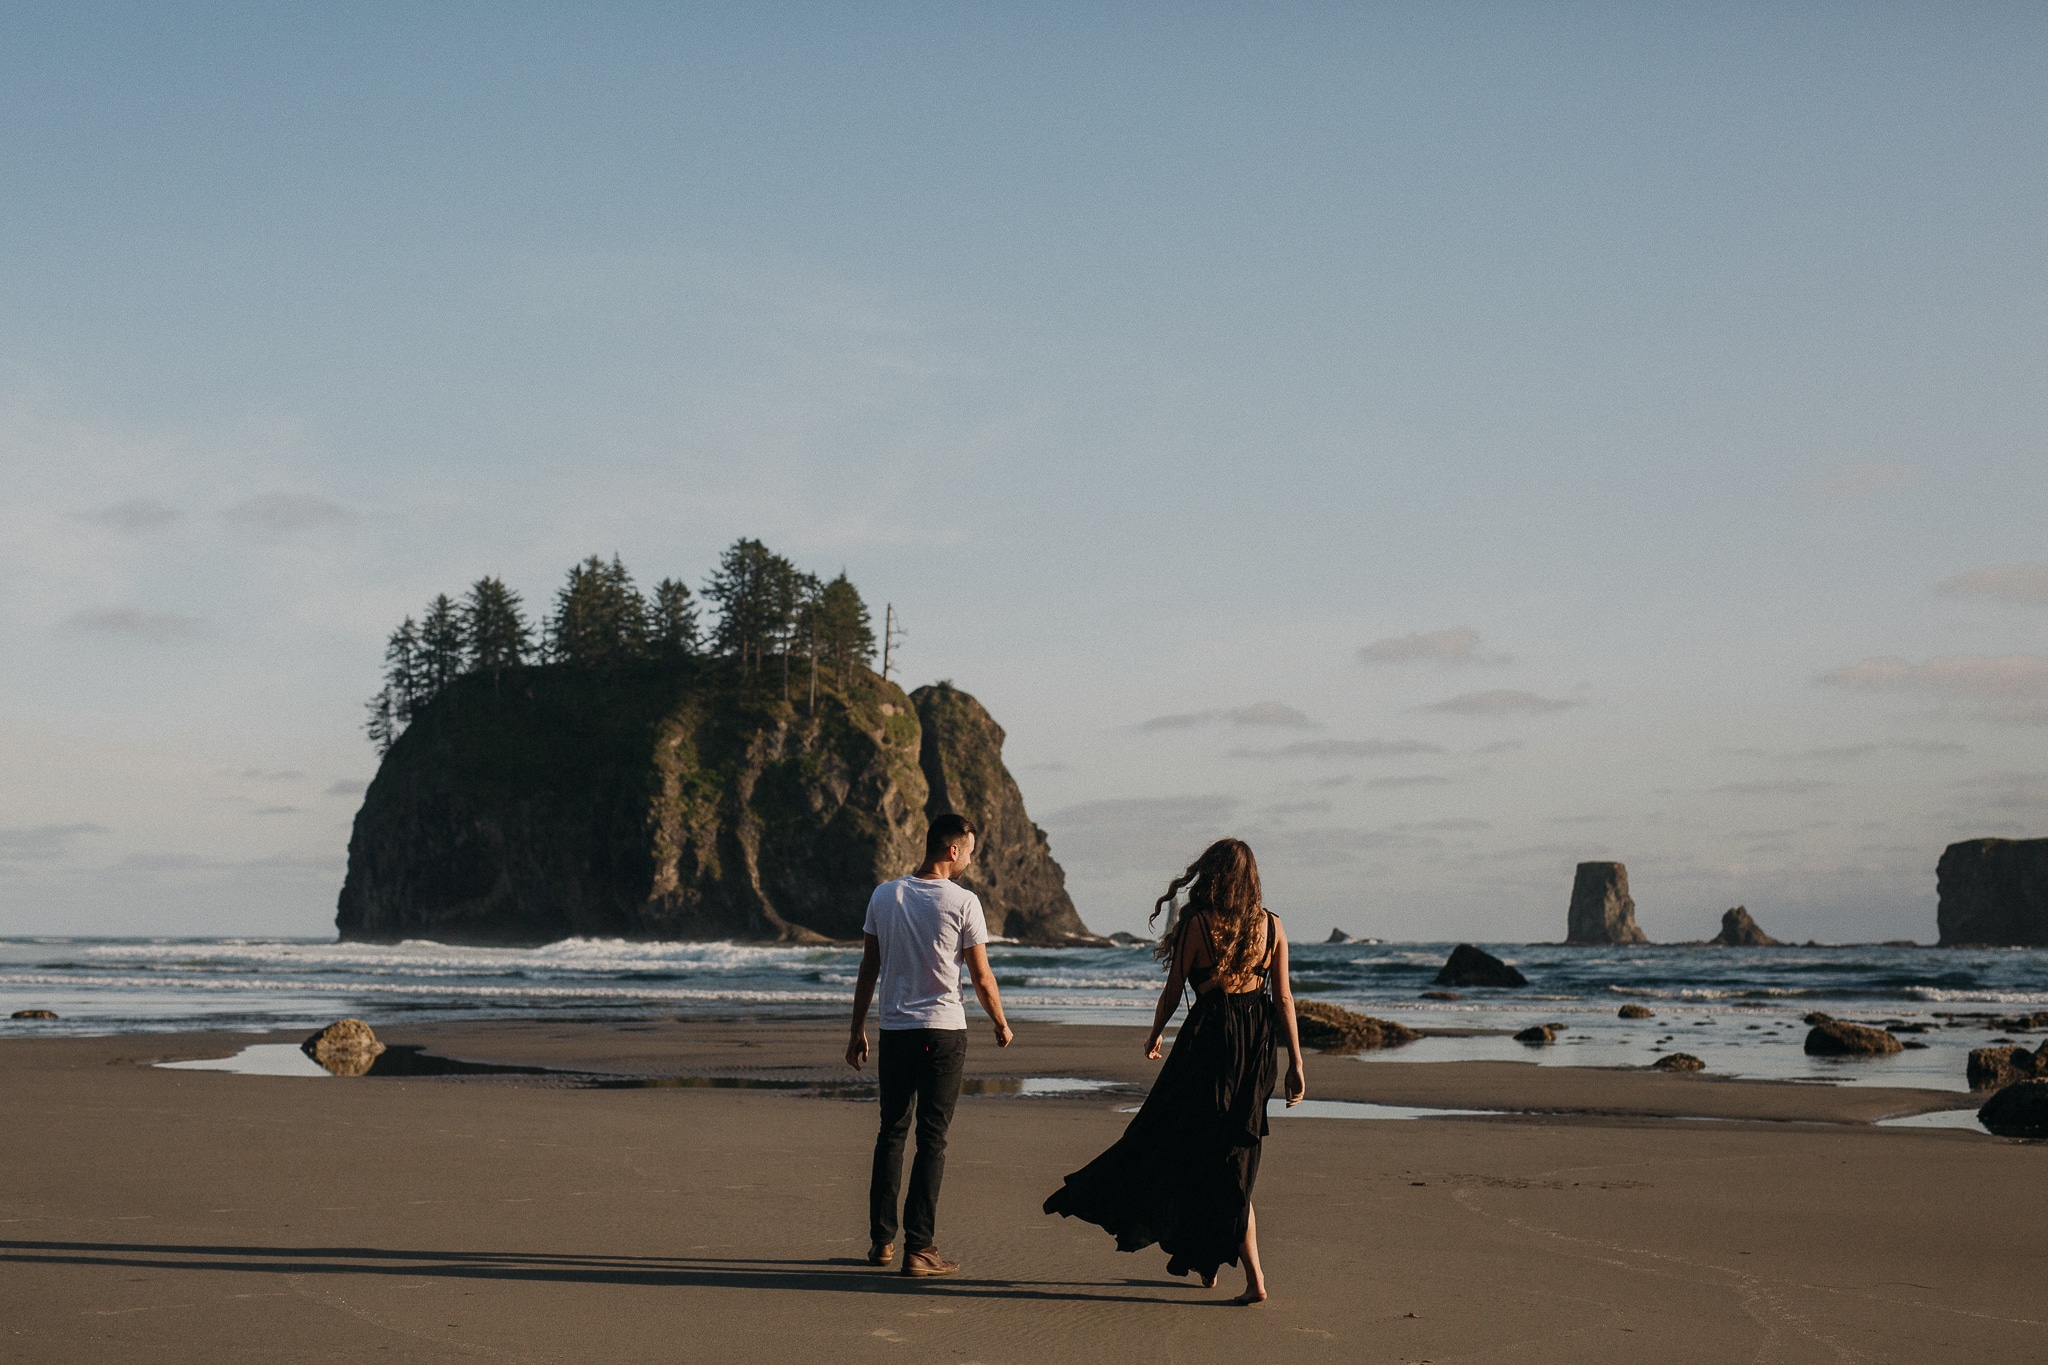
[2,4,2043,940]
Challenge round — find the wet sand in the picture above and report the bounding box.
[2,1018,2040,1363]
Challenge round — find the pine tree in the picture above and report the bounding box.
[547,554,650,667]
[812,572,876,688]
[418,594,466,698]
[650,578,699,656]
[463,577,532,675]
[365,616,422,753]
[704,538,798,673]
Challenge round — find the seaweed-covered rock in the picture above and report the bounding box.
[1435,944,1527,988]
[1978,1078,2048,1138]
[337,662,1089,945]
[1294,1001,1420,1052]
[1803,1013,1904,1056]
[303,1018,387,1076]
[1618,1004,1655,1020]
[1709,906,1782,946]
[1650,1052,1705,1072]
[10,1009,57,1020]
[1567,862,1648,945]
[1968,1044,2046,1091]
[1514,1023,1563,1044]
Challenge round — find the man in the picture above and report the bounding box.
[846,812,1013,1277]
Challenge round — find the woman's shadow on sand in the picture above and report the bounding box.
[0,1240,1219,1305]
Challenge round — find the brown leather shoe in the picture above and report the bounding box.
[899,1246,959,1278]
[867,1242,893,1266]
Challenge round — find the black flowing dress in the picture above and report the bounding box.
[1042,912,1280,1280]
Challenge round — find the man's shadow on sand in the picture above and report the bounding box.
[0,1240,1227,1305]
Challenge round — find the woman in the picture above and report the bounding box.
[1043,838,1306,1303]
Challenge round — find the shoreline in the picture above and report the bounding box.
[4,1017,2042,1362]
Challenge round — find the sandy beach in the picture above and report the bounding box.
[0,1018,2039,1364]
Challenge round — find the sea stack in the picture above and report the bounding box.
[1566,861,1648,945]
[1709,906,1782,946]
[1936,838,2048,947]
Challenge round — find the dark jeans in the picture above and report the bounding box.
[869,1027,967,1251]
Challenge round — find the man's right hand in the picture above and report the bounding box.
[994,1021,1013,1049]
[846,1030,869,1071]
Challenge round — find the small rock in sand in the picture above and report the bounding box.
[1618,1004,1655,1020]
[1294,1001,1421,1052]
[1968,1044,2046,1091]
[1803,1013,1904,1057]
[303,1018,387,1076]
[1514,1023,1564,1045]
[1651,1053,1705,1072]
[1978,1078,2048,1139]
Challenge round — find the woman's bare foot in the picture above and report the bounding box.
[1230,1285,1267,1305]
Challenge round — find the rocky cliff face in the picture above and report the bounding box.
[1567,861,1649,945]
[1938,838,2048,947]
[336,661,1091,946]
[911,683,1090,941]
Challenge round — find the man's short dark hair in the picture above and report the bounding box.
[926,813,977,859]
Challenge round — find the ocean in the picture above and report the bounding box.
[5,936,2043,1092]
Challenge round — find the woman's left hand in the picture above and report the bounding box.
[1284,1060,1306,1107]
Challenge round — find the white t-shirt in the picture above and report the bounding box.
[863,875,990,1031]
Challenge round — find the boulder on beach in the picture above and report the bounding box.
[1709,906,1782,947]
[304,1018,387,1077]
[1435,943,1528,988]
[1968,1044,2046,1091]
[1514,1023,1563,1044]
[1618,1004,1655,1020]
[1803,1013,1904,1057]
[1567,862,1649,945]
[1421,990,1462,1001]
[1293,1000,1420,1052]
[1936,837,2048,947]
[1325,927,1351,944]
[10,1009,57,1020]
[1651,1052,1705,1072]
[1978,1078,2048,1138]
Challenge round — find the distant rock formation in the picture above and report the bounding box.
[10,1009,57,1020]
[1618,1004,1655,1020]
[1650,1052,1705,1072]
[1514,1023,1562,1044]
[1802,1013,1904,1057]
[1709,906,1783,947]
[1567,862,1649,945]
[1434,944,1528,988]
[1421,990,1462,1001]
[1979,1078,2048,1138]
[1107,932,1151,947]
[304,1018,386,1077]
[1937,838,2048,947]
[911,683,1091,942]
[1325,928,1351,944]
[1968,1044,2047,1091]
[1293,1001,1420,1052]
[336,662,1091,945]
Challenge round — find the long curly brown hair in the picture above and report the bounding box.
[1150,838,1266,983]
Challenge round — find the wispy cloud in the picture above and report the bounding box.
[1818,654,2048,725]
[1137,702,1318,733]
[1363,774,1452,789]
[1040,795,1239,870]
[1950,772,2048,810]
[221,492,355,534]
[0,823,108,863]
[1421,690,1577,716]
[1810,463,1916,500]
[1232,739,1442,760]
[1358,627,1508,666]
[1936,563,2048,607]
[238,769,306,782]
[80,498,181,532]
[63,608,205,642]
[325,779,369,797]
[1712,779,1839,796]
